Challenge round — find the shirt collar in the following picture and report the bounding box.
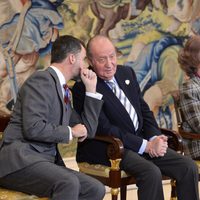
[105,77,116,83]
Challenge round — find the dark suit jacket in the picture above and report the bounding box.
[72,66,161,166]
[0,67,103,177]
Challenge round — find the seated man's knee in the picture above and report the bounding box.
[145,164,162,181]
[54,175,80,193]
[94,180,105,199]
[85,177,105,199]
[184,157,198,174]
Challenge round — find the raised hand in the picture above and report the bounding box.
[80,68,97,93]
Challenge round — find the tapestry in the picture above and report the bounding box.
[0,0,199,157]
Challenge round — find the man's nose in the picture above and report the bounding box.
[105,58,112,67]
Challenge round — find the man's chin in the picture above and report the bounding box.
[100,74,114,81]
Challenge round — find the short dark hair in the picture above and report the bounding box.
[51,35,85,63]
[178,35,200,77]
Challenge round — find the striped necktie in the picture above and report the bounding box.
[107,80,139,130]
[63,84,71,109]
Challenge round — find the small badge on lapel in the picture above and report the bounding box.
[125,80,130,85]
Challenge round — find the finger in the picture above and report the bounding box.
[88,70,96,80]
[90,72,96,80]
[162,142,168,148]
[150,149,159,157]
[160,148,167,156]
[78,135,87,142]
[148,150,155,157]
[149,153,154,158]
[160,135,168,141]
[81,69,88,77]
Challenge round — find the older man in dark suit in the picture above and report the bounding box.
[0,35,105,200]
[72,35,199,200]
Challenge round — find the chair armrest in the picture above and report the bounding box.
[160,128,182,152]
[92,135,124,160]
[0,115,10,132]
[179,129,200,140]
[0,115,10,140]
[94,129,183,159]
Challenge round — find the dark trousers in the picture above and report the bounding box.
[0,162,105,200]
[120,148,199,200]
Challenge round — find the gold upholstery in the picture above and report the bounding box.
[0,181,48,200]
[195,160,200,174]
[0,188,48,200]
[78,162,129,178]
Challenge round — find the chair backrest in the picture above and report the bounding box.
[171,91,184,129]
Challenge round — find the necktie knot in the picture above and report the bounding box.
[63,84,68,91]
[106,80,116,93]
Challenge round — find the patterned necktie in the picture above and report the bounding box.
[107,80,139,130]
[63,84,71,109]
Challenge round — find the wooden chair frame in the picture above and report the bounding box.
[78,128,182,200]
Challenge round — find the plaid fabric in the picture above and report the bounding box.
[183,139,200,159]
[180,76,200,159]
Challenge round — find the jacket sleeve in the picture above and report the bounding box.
[69,94,103,138]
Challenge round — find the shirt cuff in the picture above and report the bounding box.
[68,126,73,140]
[138,139,148,155]
[138,136,157,154]
[86,92,103,100]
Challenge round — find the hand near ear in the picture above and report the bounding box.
[80,68,97,93]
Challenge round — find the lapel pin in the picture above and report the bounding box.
[125,80,130,85]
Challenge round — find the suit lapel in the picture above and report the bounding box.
[97,78,116,103]
[47,68,67,123]
[97,77,135,129]
[115,69,137,109]
[114,68,142,127]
